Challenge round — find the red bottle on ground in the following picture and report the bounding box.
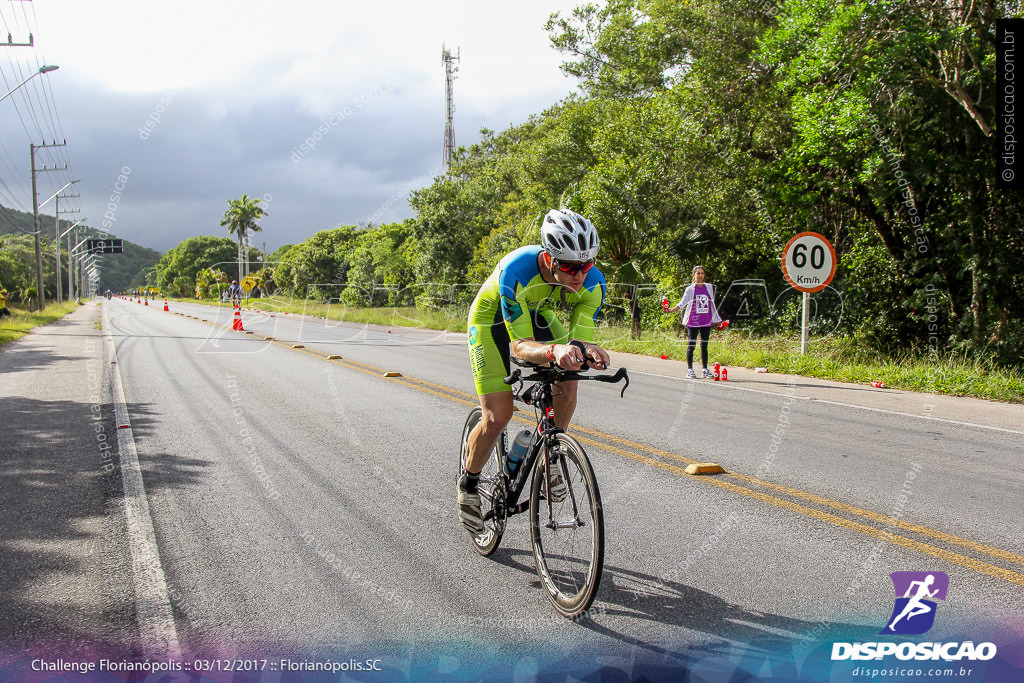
[721,367,728,381]
[713,362,721,381]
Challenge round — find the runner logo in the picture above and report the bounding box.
[832,570,995,662]
[881,571,948,635]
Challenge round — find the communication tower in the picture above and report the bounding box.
[441,43,460,170]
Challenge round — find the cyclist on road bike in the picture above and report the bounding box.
[228,279,243,306]
[459,208,611,534]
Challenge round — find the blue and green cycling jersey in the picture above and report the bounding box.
[467,245,606,395]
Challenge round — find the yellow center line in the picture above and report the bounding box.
[571,423,702,465]
[577,409,1024,568]
[182,313,1023,583]
[567,433,1024,586]
[725,472,1024,567]
[575,410,1024,569]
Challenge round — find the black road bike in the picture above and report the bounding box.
[458,357,629,618]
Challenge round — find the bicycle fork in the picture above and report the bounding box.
[536,430,586,531]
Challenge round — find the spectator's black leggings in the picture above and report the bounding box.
[686,325,711,369]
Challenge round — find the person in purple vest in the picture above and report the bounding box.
[667,265,723,378]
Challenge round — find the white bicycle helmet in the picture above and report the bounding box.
[541,209,600,262]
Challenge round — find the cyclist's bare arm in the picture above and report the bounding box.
[510,339,609,370]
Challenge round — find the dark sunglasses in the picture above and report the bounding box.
[553,259,595,275]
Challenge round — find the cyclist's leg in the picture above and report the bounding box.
[552,380,578,430]
[465,391,513,474]
[466,313,515,474]
[460,394,510,535]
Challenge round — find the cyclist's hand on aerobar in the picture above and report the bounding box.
[556,341,609,371]
[584,343,610,370]
[552,344,585,370]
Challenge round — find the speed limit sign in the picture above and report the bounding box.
[781,232,837,293]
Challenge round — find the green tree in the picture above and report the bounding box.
[342,221,418,306]
[0,241,32,303]
[759,0,1024,359]
[153,236,237,297]
[0,234,57,302]
[219,194,267,281]
[194,267,228,299]
[546,0,692,100]
[273,226,360,300]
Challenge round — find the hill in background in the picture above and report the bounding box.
[0,204,160,293]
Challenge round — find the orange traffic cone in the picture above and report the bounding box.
[163,299,169,312]
[232,306,244,331]
[144,298,149,306]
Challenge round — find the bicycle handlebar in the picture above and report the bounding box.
[502,360,630,398]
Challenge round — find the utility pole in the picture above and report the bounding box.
[31,141,68,310]
[441,43,459,171]
[55,190,80,303]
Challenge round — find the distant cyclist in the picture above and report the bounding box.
[228,280,243,306]
[459,209,611,533]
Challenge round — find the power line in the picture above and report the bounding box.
[0,3,78,214]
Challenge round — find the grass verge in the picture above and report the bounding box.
[0,301,83,348]
[591,328,1024,403]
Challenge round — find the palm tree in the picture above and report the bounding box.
[219,194,267,280]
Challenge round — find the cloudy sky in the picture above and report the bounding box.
[0,0,585,253]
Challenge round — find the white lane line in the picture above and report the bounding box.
[104,305,181,659]
[631,369,1024,436]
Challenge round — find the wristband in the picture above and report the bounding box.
[546,344,556,362]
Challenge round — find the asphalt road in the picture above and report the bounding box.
[3,297,1023,678]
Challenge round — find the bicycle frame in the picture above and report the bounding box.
[481,362,629,524]
[482,383,561,521]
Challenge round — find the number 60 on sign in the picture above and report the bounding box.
[781,232,837,293]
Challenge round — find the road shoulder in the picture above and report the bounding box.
[0,302,137,655]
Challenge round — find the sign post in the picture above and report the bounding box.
[781,232,837,354]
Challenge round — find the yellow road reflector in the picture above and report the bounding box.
[327,354,342,359]
[292,344,305,348]
[684,463,725,476]
[383,371,402,377]
[243,331,254,335]
[264,336,275,340]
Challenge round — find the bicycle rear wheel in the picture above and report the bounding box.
[529,433,604,618]
[459,407,506,556]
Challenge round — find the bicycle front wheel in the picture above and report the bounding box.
[529,433,604,618]
[459,407,505,556]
